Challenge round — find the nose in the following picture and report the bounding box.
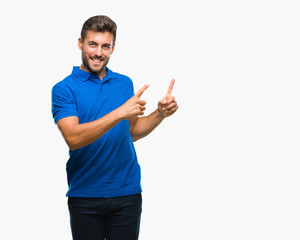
[95,46,102,57]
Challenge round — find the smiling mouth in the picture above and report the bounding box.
[90,57,104,63]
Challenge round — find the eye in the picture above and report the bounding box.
[103,45,111,50]
[89,42,96,47]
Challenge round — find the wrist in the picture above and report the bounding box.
[155,108,166,120]
[114,107,126,121]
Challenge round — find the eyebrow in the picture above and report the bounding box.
[87,41,111,46]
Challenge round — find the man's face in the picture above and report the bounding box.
[78,30,115,76]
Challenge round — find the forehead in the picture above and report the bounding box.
[84,30,114,44]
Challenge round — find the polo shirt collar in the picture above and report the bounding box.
[71,66,117,83]
[102,67,117,82]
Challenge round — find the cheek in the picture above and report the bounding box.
[105,49,113,57]
[83,47,94,56]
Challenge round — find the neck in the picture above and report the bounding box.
[79,64,107,80]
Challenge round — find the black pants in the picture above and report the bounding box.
[68,194,142,240]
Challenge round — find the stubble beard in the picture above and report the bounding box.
[81,50,110,75]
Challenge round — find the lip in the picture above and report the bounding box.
[90,57,104,64]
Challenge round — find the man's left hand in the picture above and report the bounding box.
[158,79,179,118]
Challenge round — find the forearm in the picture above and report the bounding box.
[130,109,165,141]
[58,109,122,151]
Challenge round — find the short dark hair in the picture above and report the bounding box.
[81,15,117,44]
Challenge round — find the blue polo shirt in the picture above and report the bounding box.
[51,67,142,198]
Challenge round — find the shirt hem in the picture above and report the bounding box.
[66,189,142,198]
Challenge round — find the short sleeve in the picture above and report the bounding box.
[123,75,134,98]
[128,78,135,98]
[51,84,78,124]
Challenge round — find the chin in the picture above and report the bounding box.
[93,65,107,74]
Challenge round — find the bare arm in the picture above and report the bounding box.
[57,111,121,151]
[130,79,178,141]
[57,84,150,151]
[129,110,164,142]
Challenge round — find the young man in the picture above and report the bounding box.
[51,15,178,240]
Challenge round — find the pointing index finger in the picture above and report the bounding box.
[167,79,175,94]
[135,84,150,98]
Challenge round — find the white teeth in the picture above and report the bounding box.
[91,58,102,62]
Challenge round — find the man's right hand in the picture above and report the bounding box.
[118,84,149,120]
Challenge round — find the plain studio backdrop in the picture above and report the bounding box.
[0,0,299,239]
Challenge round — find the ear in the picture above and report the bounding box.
[110,43,115,55]
[78,37,83,50]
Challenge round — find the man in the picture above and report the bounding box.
[51,15,178,240]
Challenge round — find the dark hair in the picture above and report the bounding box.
[81,15,117,44]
